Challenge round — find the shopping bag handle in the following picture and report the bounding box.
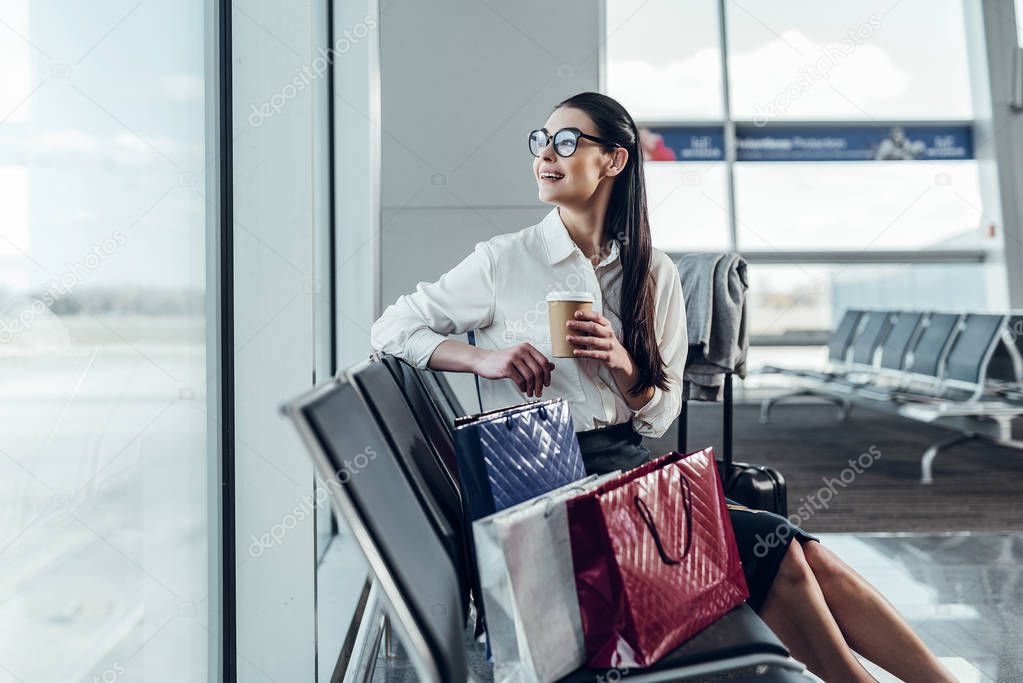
[527,479,591,518]
[633,475,693,565]
[502,402,548,430]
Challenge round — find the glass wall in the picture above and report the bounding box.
[605,0,723,119]
[605,0,1004,368]
[0,0,379,679]
[0,1,213,680]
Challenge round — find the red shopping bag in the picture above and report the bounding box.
[565,447,749,668]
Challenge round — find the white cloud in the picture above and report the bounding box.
[608,29,913,121]
[729,29,910,118]
[608,47,723,120]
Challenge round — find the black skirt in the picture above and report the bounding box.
[575,422,818,612]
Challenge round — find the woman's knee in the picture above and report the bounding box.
[802,541,853,588]
[774,540,815,591]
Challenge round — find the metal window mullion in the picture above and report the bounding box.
[213,0,236,679]
[717,0,738,252]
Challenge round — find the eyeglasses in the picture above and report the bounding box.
[528,127,623,158]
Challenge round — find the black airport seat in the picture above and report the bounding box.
[854,312,960,401]
[558,604,804,682]
[759,310,868,422]
[849,310,894,367]
[904,312,961,380]
[877,311,924,371]
[284,370,811,681]
[760,310,1023,483]
[420,367,467,432]
[377,354,460,483]
[762,309,864,381]
[347,358,472,619]
[988,314,1023,392]
[852,311,924,400]
[285,379,468,682]
[826,309,867,367]
[827,310,895,391]
[943,314,1007,387]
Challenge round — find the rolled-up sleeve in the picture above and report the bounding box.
[631,254,687,438]
[370,241,496,368]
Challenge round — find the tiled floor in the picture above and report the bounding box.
[819,533,1023,683]
[371,532,1023,682]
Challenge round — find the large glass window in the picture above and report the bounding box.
[745,260,992,372]
[0,1,212,680]
[1016,0,1023,47]
[606,0,1002,368]
[645,162,731,252]
[604,0,723,120]
[726,0,973,121]
[733,161,990,252]
[747,262,992,340]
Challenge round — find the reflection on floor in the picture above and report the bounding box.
[371,533,1023,682]
[819,533,1023,683]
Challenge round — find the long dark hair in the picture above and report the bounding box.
[555,92,669,395]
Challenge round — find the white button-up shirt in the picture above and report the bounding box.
[370,207,687,438]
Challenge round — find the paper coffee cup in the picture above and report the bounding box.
[546,291,594,357]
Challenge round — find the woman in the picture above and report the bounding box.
[371,91,954,683]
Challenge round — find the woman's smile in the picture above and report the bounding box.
[538,168,565,183]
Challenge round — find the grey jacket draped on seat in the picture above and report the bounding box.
[677,253,749,401]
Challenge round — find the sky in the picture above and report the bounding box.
[0,0,1004,295]
[0,0,207,293]
[604,0,998,301]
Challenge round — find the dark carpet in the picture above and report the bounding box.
[644,402,1023,534]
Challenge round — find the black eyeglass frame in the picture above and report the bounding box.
[528,127,624,158]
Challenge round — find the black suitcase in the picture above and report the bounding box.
[724,461,787,517]
[678,373,788,516]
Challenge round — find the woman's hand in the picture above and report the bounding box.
[566,310,655,409]
[565,310,633,374]
[474,343,554,398]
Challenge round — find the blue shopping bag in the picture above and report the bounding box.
[453,397,587,522]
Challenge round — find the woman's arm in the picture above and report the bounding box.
[610,358,657,410]
[371,241,496,368]
[427,339,553,398]
[371,240,554,397]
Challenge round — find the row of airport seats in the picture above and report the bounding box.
[760,310,1023,483]
[283,354,813,682]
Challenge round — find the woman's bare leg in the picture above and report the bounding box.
[802,541,956,683]
[758,541,877,682]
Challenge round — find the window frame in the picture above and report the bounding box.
[601,0,994,343]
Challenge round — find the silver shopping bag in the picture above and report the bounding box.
[473,472,620,683]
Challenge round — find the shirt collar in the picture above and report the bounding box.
[540,207,620,268]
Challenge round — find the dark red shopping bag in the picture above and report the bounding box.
[566,447,749,668]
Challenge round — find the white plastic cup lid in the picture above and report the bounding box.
[545,291,594,302]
